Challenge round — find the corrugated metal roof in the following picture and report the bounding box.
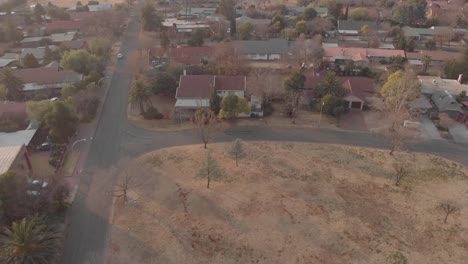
[0,145,22,175]
[0,129,37,147]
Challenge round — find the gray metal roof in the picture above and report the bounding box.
[234,39,290,54]
[0,129,37,147]
[337,19,378,31]
[431,90,464,113]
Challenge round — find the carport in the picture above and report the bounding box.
[344,95,364,110]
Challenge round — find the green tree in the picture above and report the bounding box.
[160,30,170,50]
[421,54,432,73]
[0,84,7,100]
[425,39,436,50]
[295,20,307,35]
[350,7,371,20]
[129,80,152,115]
[43,46,61,65]
[0,67,23,101]
[0,216,61,263]
[209,92,221,114]
[60,50,99,75]
[44,101,78,143]
[33,3,45,23]
[88,37,112,58]
[317,71,345,97]
[188,29,204,47]
[326,0,344,19]
[229,138,246,167]
[151,73,177,94]
[219,94,250,119]
[197,153,223,189]
[22,54,40,68]
[380,71,421,112]
[26,100,50,123]
[319,94,345,117]
[141,2,162,31]
[61,84,78,98]
[238,22,253,40]
[0,171,27,223]
[303,7,317,21]
[284,71,305,92]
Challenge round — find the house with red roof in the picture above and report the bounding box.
[323,47,406,69]
[45,20,86,34]
[175,74,260,118]
[406,50,461,67]
[13,62,83,98]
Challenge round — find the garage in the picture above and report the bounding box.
[351,101,363,109]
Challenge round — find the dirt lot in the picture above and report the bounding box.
[108,143,468,264]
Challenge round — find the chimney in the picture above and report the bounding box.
[183,69,187,75]
[457,74,463,84]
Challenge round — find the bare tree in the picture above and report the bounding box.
[392,159,409,186]
[197,153,223,189]
[289,34,324,67]
[228,138,246,167]
[194,108,218,149]
[212,41,246,75]
[434,27,455,47]
[112,170,140,203]
[440,202,459,223]
[248,68,283,103]
[176,183,191,213]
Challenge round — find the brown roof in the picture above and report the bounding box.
[45,20,85,33]
[0,101,26,119]
[176,75,246,98]
[406,50,460,61]
[341,77,375,101]
[170,46,215,65]
[13,62,82,85]
[214,76,245,91]
[69,11,100,20]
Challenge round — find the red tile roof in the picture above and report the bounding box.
[45,20,85,33]
[13,62,82,85]
[0,101,26,119]
[176,75,246,98]
[341,77,375,101]
[170,46,215,65]
[69,11,99,20]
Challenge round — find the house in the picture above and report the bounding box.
[235,15,271,27]
[341,77,375,109]
[303,71,375,110]
[0,53,19,69]
[234,39,290,61]
[431,90,465,114]
[175,75,248,117]
[322,47,406,66]
[169,46,215,65]
[13,62,83,97]
[19,32,76,47]
[402,26,467,41]
[45,20,86,34]
[20,46,58,65]
[0,144,32,177]
[177,7,217,19]
[408,95,433,114]
[337,19,379,36]
[418,75,468,96]
[315,7,329,17]
[61,39,87,50]
[162,18,210,34]
[406,50,460,66]
[88,3,113,12]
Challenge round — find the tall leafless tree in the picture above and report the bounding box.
[112,170,140,203]
[194,108,218,149]
[440,202,459,223]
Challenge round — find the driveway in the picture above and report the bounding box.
[449,124,468,143]
[419,117,442,140]
[340,110,368,132]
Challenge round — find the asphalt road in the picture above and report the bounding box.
[61,6,468,264]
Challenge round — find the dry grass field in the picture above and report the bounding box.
[107,142,468,264]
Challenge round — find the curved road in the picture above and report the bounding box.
[61,5,468,264]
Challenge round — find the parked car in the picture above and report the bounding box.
[36,142,52,151]
[31,179,49,189]
[117,53,124,59]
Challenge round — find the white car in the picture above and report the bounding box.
[117,53,124,59]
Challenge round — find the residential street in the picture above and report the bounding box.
[61,6,468,264]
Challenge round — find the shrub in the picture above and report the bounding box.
[263,102,274,116]
[143,106,164,119]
